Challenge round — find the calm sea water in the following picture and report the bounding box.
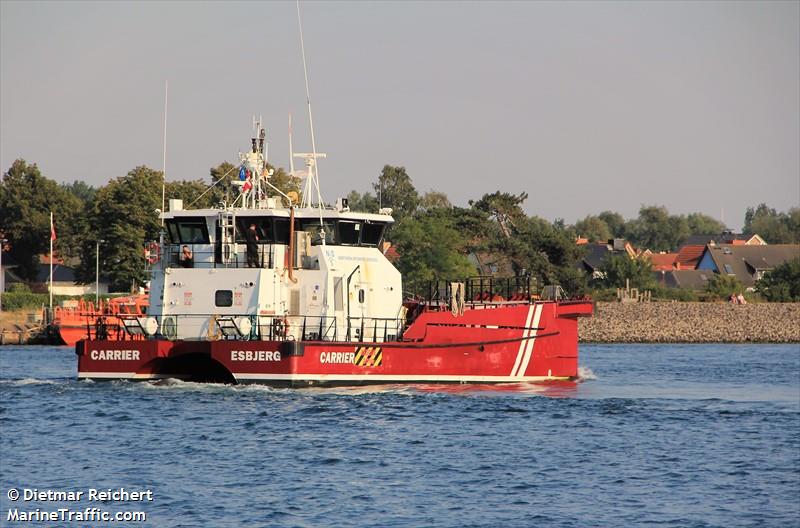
[1,344,798,528]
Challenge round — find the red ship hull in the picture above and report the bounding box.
[76,301,591,386]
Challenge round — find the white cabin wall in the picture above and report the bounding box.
[161,268,262,340]
[313,245,402,342]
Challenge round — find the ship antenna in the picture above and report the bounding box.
[288,113,295,179]
[296,0,325,221]
[161,79,168,225]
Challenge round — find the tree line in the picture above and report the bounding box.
[1,158,798,297]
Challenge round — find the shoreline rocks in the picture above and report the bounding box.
[579,302,800,343]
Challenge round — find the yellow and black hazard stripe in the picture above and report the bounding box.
[353,346,383,367]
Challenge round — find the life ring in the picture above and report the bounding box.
[146,242,160,264]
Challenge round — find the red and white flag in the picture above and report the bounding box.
[242,177,253,193]
[50,215,56,241]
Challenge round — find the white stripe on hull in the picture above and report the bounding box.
[515,304,544,378]
[509,305,535,376]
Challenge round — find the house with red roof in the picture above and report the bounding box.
[648,252,678,271]
[675,245,706,269]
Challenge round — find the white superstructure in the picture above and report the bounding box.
[147,125,403,343]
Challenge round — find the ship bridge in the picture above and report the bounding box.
[159,206,392,269]
[147,202,404,345]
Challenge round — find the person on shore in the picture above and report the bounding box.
[245,223,259,268]
[180,245,194,268]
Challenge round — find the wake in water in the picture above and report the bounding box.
[0,378,59,386]
[577,366,598,381]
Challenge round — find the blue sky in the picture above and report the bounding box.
[2,1,798,230]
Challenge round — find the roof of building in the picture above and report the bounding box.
[649,253,678,271]
[654,269,715,290]
[701,244,800,287]
[675,245,706,269]
[684,233,765,246]
[579,239,638,272]
[582,244,609,271]
[382,242,400,263]
[34,264,77,284]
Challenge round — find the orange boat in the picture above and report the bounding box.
[54,295,148,346]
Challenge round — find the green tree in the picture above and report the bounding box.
[419,190,452,211]
[62,180,96,204]
[743,204,800,244]
[573,215,611,242]
[470,192,528,238]
[207,161,240,206]
[598,211,626,238]
[372,165,420,222]
[706,273,744,300]
[755,258,800,301]
[391,211,475,295]
[0,159,83,279]
[165,179,216,209]
[625,205,690,251]
[346,190,379,213]
[467,192,587,295]
[268,166,301,200]
[686,212,725,236]
[597,253,655,290]
[77,166,162,291]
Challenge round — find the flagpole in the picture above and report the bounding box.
[49,211,54,312]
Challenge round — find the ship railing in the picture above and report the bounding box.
[85,315,145,341]
[425,276,538,309]
[87,313,404,343]
[255,315,340,342]
[157,243,278,270]
[345,316,404,343]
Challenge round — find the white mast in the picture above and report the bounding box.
[296,0,325,214]
[289,113,295,179]
[237,119,269,209]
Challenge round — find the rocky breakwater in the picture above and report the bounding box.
[579,302,800,343]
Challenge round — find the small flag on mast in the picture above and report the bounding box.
[50,215,56,241]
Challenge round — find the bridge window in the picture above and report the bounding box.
[235,217,273,243]
[338,221,361,245]
[300,220,336,245]
[166,222,180,243]
[274,218,291,244]
[215,290,233,307]
[167,219,209,244]
[361,222,385,246]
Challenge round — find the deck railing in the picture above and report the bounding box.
[148,243,280,270]
[86,313,404,343]
[425,276,538,308]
